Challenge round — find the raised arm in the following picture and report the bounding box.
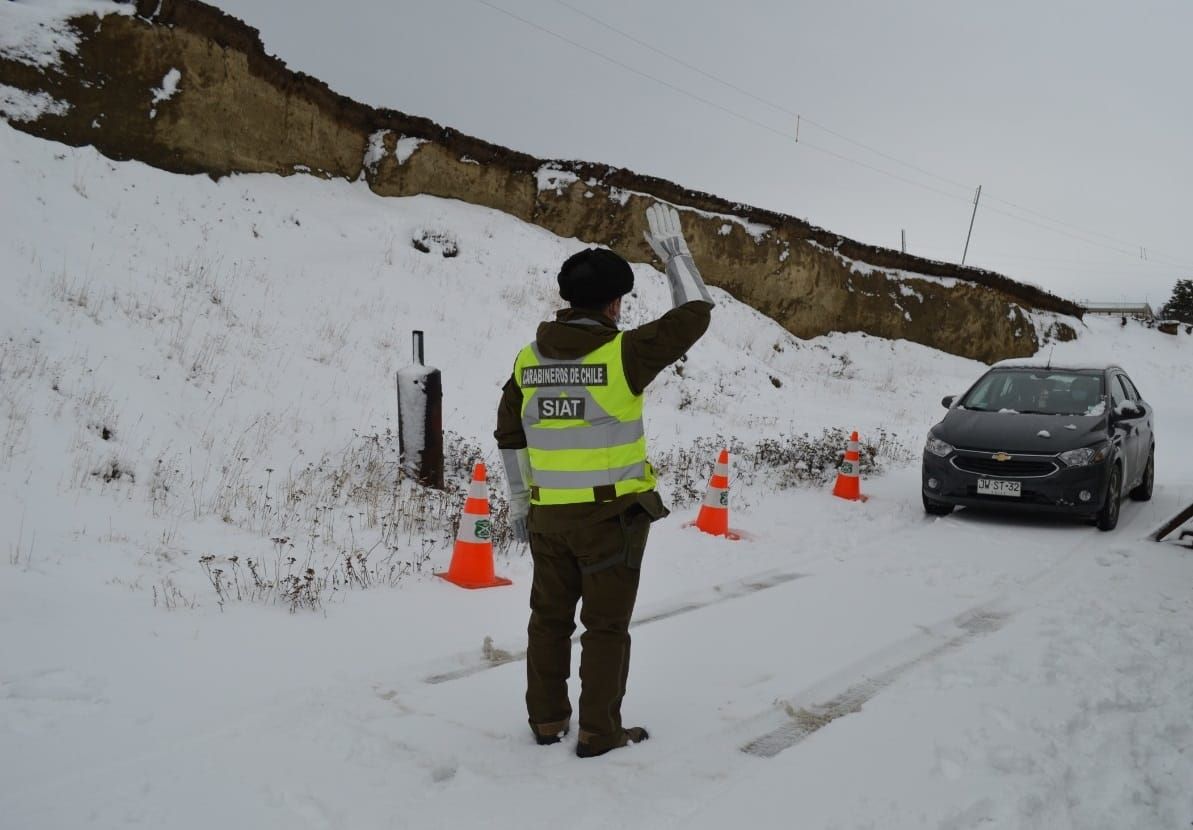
[624,204,715,394]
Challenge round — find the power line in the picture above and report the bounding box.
[981,197,1190,269]
[549,0,1193,269]
[978,204,1145,260]
[923,249,1186,277]
[471,0,1193,272]
[549,1,1193,270]
[471,0,975,205]
[551,0,792,118]
[551,0,977,198]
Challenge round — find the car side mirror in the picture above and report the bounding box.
[941,395,955,409]
[1115,402,1143,420]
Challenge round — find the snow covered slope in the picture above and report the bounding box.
[2,121,1192,829]
[0,119,989,593]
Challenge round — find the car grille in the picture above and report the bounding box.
[952,456,1058,478]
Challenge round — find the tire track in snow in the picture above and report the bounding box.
[421,569,807,685]
[740,606,1011,757]
[418,480,965,689]
[735,504,1144,759]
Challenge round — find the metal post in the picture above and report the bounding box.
[396,331,444,490]
[901,229,906,254]
[962,185,982,265]
[421,370,443,490]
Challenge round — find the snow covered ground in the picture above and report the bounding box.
[2,119,1192,829]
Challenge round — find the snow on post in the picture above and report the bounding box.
[396,331,443,489]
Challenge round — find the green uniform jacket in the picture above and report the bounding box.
[496,301,712,532]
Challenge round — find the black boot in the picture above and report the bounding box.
[576,726,649,758]
[530,720,570,746]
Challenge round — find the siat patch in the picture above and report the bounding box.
[538,397,586,420]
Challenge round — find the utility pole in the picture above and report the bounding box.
[962,185,981,265]
[901,229,906,254]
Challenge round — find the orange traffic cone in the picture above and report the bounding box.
[435,462,513,589]
[832,431,867,502]
[694,449,740,539]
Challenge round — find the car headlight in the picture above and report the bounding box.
[1058,443,1110,467]
[925,434,954,458]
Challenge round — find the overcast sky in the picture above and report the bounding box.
[214,0,1192,305]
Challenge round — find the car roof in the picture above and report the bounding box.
[990,359,1121,373]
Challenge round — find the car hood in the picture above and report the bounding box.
[934,408,1107,454]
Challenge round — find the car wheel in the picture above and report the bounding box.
[922,492,954,516]
[1129,446,1154,502]
[1096,464,1122,532]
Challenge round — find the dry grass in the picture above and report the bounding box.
[652,428,913,509]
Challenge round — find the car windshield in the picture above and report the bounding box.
[959,370,1105,416]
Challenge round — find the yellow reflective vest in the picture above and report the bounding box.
[514,333,656,505]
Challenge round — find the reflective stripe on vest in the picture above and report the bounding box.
[514,332,655,505]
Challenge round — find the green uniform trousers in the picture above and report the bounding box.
[526,506,651,751]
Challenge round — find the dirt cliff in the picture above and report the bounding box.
[0,0,1083,362]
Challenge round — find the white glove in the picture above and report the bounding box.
[644,204,714,307]
[510,516,528,544]
[500,448,531,544]
[644,203,691,260]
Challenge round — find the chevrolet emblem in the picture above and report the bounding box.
[991,452,1013,462]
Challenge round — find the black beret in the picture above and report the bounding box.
[557,248,634,307]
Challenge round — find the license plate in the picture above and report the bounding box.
[977,479,1021,497]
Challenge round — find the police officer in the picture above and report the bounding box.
[495,204,714,757]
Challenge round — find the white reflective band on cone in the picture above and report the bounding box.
[702,485,728,508]
[468,480,488,500]
[713,461,729,477]
[456,513,493,544]
[846,441,859,453]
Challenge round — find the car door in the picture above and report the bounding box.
[1109,372,1144,486]
[1119,372,1154,477]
